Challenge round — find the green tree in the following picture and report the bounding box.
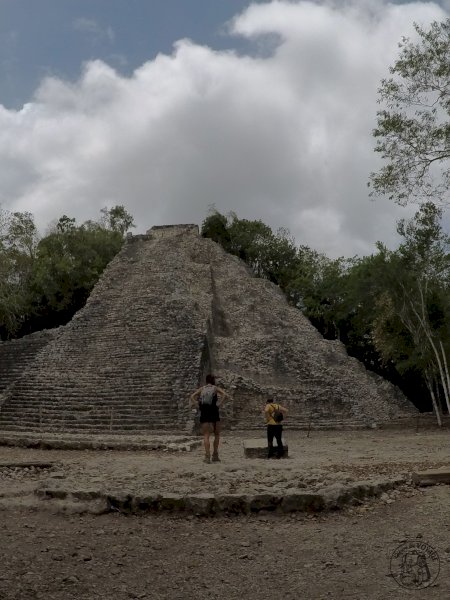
[227,213,274,273]
[200,208,231,251]
[100,205,135,236]
[0,209,39,338]
[29,217,124,327]
[296,254,349,339]
[372,203,450,422]
[201,210,299,290]
[369,19,450,205]
[2,211,39,258]
[0,206,134,339]
[55,215,77,234]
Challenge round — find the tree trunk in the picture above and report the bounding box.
[440,340,450,412]
[409,284,450,414]
[426,371,442,427]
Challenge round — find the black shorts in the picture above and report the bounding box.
[199,413,220,424]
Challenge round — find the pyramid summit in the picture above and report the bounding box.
[0,224,416,433]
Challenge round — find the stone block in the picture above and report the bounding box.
[185,493,216,515]
[71,489,103,502]
[243,439,288,459]
[248,493,282,512]
[159,494,186,511]
[412,469,450,486]
[35,487,68,500]
[0,461,55,469]
[280,493,325,513]
[106,492,134,513]
[215,494,250,515]
[131,492,162,512]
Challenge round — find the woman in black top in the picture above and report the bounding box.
[190,374,230,463]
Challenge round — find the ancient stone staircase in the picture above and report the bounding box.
[0,225,418,434]
[0,331,56,395]
[0,226,210,433]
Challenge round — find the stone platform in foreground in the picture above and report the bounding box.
[0,431,202,451]
[1,430,450,516]
[34,476,407,515]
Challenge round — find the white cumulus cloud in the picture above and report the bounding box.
[0,0,448,257]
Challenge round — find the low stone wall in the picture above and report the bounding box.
[0,432,202,452]
[34,475,407,515]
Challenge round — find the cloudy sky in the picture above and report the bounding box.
[1,0,449,257]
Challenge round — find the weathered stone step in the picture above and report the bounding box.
[4,402,179,412]
[0,411,177,420]
[0,419,178,430]
[9,384,178,393]
[0,408,175,416]
[1,395,179,404]
[0,398,179,411]
[0,412,177,420]
[7,382,184,390]
[0,406,179,416]
[0,425,182,434]
[237,416,362,425]
[233,419,369,430]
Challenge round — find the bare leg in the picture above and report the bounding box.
[203,432,211,456]
[213,432,220,454]
[212,422,221,461]
[201,423,211,460]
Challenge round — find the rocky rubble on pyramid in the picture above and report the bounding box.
[0,225,417,434]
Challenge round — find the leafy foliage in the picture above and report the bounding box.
[371,204,450,414]
[201,207,449,413]
[0,205,134,339]
[369,20,450,205]
[200,209,231,251]
[0,210,39,337]
[201,210,300,295]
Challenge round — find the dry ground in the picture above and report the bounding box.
[1,428,450,496]
[0,428,449,599]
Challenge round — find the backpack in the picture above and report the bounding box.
[199,384,217,406]
[272,403,284,423]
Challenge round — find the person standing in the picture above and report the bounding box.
[264,399,288,458]
[190,374,230,463]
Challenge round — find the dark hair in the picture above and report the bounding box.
[266,398,274,404]
[205,374,216,385]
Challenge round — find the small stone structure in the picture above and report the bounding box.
[412,469,450,486]
[243,439,289,458]
[0,225,417,434]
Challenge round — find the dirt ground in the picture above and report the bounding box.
[1,428,450,496]
[0,428,449,599]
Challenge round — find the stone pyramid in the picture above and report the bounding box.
[0,225,416,433]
